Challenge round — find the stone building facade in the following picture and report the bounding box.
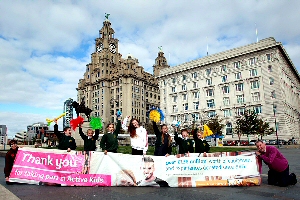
[158,37,300,140]
[76,19,164,126]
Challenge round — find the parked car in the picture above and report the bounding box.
[240,140,249,146]
[249,140,257,146]
[288,139,297,145]
[269,140,276,145]
[224,140,236,146]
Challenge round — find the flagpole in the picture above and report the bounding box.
[255,23,258,42]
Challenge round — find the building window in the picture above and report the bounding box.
[226,122,233,135]
[192,72,198,79]
[237,108,245,116]
[235,83,244,91]
[172,77,176,84]
[268,65,272,72]
[234,61,241,69]
[222,85,230,94]
[269,77,274,85]
[250,80,259,89]
[206,89,214,97]
[193,91,200,99]
[182,93,188,101]
[235,72,242,80]
[207,111,216,118]
[173,105,178,112]
[207,99,215,108]
[236,94,244,104]
[249,69,257,77]
[182,75,187,81]
[206,68,211,76]
[254,106,262,114]
[193,82,198,88]
[206,78,212,85]
[173,96,177,102]
[249,57,256,65]
[271,90,276,98]
[223,97,230,106]
[221,75,227,82]
[266,54,272,61]
[182,84,187,91]
[193,102,199,110]
[183,103,188,111]
[224,109,232,117]
[252,92,260,102]
[221,65,227,72]
[171,86,176,92]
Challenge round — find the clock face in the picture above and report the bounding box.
[109,43,116,54]
[96,43,103,52]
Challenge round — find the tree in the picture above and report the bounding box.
[206,115,225,136]
[235,110,260,138]
[257,119,274,140]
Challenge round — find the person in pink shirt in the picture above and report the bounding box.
[255,140,297,186]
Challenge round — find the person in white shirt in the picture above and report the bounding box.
[123,117,148,155]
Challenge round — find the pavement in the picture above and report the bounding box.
[0,145,299,200]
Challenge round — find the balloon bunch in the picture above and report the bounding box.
[171,120,181,127]
[90,117,103,130]
[116,110,122,117]
[70,116,84,131]
[148,107,165,123]
[203,124,213,138]
[46,113,66,126]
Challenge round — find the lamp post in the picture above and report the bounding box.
[273,103,279,148]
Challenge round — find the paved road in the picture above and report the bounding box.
[0,147,299,200]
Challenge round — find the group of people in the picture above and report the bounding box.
[4,115,297,187]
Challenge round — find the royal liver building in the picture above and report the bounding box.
[76,18,164,126]
[158,38,300,140]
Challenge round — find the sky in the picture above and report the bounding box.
[1,0,300,139]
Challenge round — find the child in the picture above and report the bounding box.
[54,119,77,152]
[174,128,194,155]
[193,129,210,154]
[100,117,121,154]
[4,140,19,184]
[79,124,100,151]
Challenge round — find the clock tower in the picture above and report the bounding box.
[153,48,170,77]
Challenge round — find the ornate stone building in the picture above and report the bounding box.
[76,18,165,126]
[158,37,300,140]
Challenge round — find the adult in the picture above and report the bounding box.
[153,122,172,156]
[127,117,148,155]
[137,156,169,187]
[255,140,297,186]
[4,140,19,184]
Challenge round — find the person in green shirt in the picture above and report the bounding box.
[79,124,100,151]
[174,128,194,155]
[100,117,121,154]
[54,119,77,152]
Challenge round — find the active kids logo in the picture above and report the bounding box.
[165,155,257,176]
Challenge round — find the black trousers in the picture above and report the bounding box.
[268,165,293,187]
[132,148,143,155]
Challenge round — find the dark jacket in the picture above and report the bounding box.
[79,128,100,151]
[4,147,19,177]
[100,120,121,152]
[54,124,77,150]
[193,131,210,153]
[174,132,194,154]
[153,122,172,156]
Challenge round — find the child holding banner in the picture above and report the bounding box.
[79,124,100,151]
[174,129,194,155]
[4,140,18,185]
[193,129,210,154]
[127,117,148,155]
[54,119,77,152]
[100,117,121,154]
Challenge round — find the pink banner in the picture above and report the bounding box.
[10,149,112,186]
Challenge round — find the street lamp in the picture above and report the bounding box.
[273,103,279,147]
